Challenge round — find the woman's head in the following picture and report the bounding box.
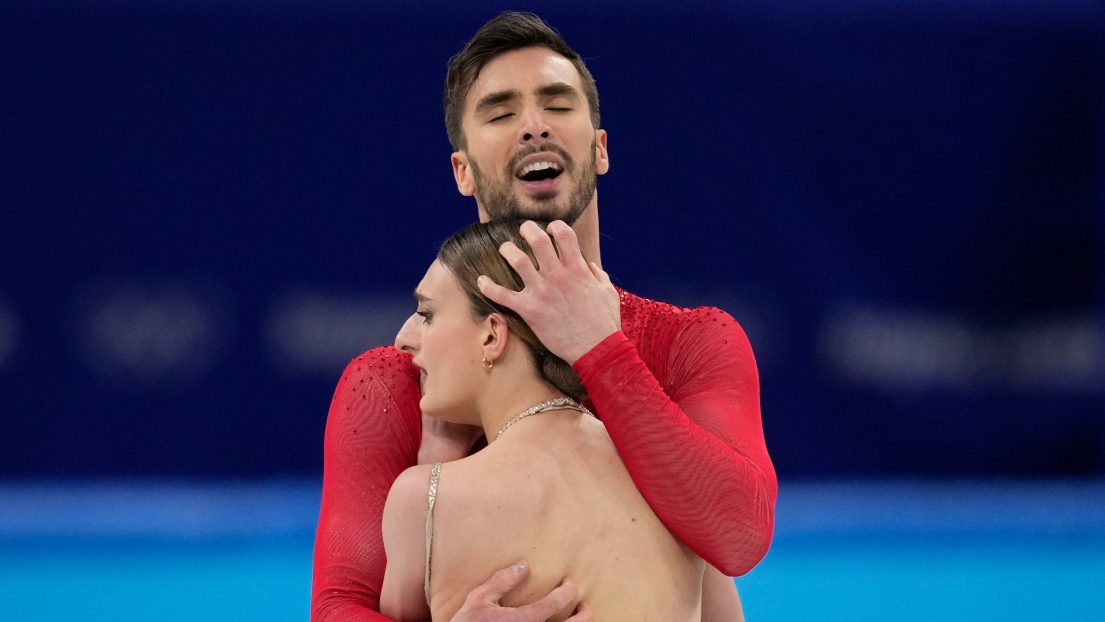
[397,219,586,421]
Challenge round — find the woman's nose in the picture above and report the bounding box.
[394,313,421,353]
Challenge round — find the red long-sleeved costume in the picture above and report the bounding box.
[311,289,777,621]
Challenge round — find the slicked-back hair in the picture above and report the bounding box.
[437,219,588,402]
[444,11,601,151]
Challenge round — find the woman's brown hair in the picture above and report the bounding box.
[437,219,587,402]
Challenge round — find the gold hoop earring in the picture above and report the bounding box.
[482,357,494,373]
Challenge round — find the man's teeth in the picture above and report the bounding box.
[520,161,562,176]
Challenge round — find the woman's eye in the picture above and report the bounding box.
[416,310,432,323]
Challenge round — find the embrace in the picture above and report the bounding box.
[312,12,776,622]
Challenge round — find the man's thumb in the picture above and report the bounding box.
[480,560,529,603]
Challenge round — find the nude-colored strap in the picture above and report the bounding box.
[424,463,442,607]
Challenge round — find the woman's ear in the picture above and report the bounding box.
[481,313,510,364]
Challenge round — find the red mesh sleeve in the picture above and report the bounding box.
[311,347,422,622]
[573,310,777,577]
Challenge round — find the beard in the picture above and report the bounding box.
[469,139,597,226]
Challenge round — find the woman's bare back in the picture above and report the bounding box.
[426,411,704,621]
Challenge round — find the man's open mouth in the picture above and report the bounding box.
[517,160,563,182]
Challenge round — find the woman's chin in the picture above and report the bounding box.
[418,398,446,421]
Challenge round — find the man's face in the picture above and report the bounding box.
[452,46,609,224]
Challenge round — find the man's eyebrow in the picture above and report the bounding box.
[537,82,581,99]
[474,90,520,115]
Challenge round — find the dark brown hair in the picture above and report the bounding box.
[437,219,587,402]
[443,11,601,151]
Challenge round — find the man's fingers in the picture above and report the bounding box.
[519,220,561,271]
[547,220,589,271]
[512,578,579,622]
[565,601,594,622]
[588,261,612,287]
[477,275,522,311]
[467,561,529,606]
[498,241,540,283]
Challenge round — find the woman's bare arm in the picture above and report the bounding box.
[381,465,435,622]
[701,565,745,622]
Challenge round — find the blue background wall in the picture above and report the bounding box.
[2,0,1103,478]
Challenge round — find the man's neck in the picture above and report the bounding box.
[572,197,601,269]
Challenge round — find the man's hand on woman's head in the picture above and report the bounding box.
[477,220,620,365]
[450,561,592,622]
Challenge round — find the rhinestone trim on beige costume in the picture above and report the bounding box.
[495,397,594,440]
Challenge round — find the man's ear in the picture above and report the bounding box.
[481,313,509,363]
[594,129,610,175]
[452,151,476,196]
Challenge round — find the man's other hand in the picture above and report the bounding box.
[418,414,484,465]
[477,220,620,365]
[451,561,592,622]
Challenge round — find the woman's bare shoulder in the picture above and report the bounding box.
[380,464,436,621]
[386,464,436,512]
[382,464,436,557]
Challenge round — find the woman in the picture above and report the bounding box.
[380,219,705,621]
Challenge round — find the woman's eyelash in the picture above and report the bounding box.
[416,310,432,321]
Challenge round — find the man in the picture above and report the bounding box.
[312,12,776,622]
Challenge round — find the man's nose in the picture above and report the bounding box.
[518,107,551,143]
[394,313,421,353]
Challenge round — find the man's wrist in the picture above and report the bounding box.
[571,331,630,375]
[418,418,484,464]
[561,329,619,365]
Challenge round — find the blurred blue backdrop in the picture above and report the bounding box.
[2,478,1103,621]
[2,0,1102,478]
[3,2,1105,621]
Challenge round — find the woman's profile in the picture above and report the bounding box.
[379,219,705,621]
